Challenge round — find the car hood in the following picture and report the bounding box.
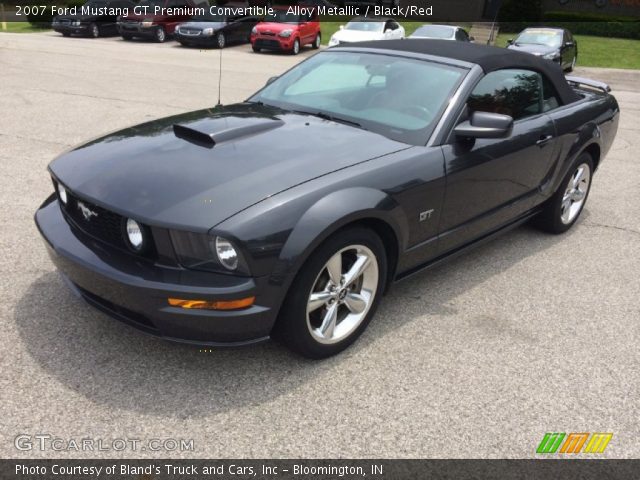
[55,14,98,21]
[254,22,298,33]
[507,43,557,56]
[178,21,226,30]
[49,103,410,232]
[332,29,384,42]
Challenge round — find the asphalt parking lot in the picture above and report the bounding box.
[1,32,639,459]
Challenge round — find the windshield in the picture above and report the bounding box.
[515,29,562,48]
[250,51,465,145]
[412,25,454,39]
[264,10,301,23]
[345,21,384,32]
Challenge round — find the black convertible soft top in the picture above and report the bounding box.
[349,39,581,105]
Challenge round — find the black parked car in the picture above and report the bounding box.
[52,0,135,37]
[507,27,578,72]
[36,40,618,358]
[175,9,258,48]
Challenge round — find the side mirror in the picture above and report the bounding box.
[339,25,344,30]
[454,111,513,139]
[469,35,475,42]
[507,38,513,45]
[265,76,278,86]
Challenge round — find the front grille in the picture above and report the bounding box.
[120,19,139,26]
[260,31,276,36]
[54,180,156,259]
[179,28,201,36]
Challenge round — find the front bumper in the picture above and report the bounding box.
[53,24,90,35]
[175,32,217,46]
[118,24,158,38]
[35,196,277,346]
[251,36,294,51]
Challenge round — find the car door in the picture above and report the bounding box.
[225,15,241,42]
[437,69,558,253]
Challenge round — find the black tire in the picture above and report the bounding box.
[62,32,71,37]
[154,26,166,43]
[122,34,133,40]
[273,227,387,359]
[534,153,594,234]
[216,32,226,49]
[89,22,99,38]
[291,38,300,55]
[252,46,261,53]
[312,33,321,49]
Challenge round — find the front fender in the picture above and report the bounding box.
[270,187,408,287]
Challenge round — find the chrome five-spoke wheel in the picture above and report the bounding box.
[560,162,590,224]
[276,227,386,359]
[306,245,379,344]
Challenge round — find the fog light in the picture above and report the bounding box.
[126,218,144,250]
[57,183,68,205]
[168,296,255,310]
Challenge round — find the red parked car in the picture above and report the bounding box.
[250,8,321,55]
[118,0,200,42]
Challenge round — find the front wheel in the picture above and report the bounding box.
[252,45,261,53]
[534,153,593,234]
[154,26,166,43]
[89,22,99,38]
[291,38,300,55]
[216,31,226,48]
[274,227,387,359]
[312,33,321,49]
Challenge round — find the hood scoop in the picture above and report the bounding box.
[173,117,284,149]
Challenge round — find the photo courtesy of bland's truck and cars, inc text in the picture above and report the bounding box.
[1,0,639,478]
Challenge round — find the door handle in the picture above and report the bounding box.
[536,134,553,147]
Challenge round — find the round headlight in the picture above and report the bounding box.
[215,236,238,271]
[126,218,144,250]
[57,183,68,205]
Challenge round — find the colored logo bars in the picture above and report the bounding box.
[537,433,613,454]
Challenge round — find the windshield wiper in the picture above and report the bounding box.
[294,110,365,129]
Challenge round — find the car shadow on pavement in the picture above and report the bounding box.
[14,219,577,418]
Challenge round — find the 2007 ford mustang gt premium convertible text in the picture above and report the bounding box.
[36,40,619,358]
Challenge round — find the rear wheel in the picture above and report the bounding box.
[274,227,387,359]
[154,26,166,43]
[535,153,593,234]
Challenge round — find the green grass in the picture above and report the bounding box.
[0,22,50,33]
[496,32,640,70]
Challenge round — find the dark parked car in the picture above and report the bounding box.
[118,0,200,42]
[409,24,473,42]
[52,0,135,38]
[175,9,258,48]
[36,40,618,358]
[507,27,578,72]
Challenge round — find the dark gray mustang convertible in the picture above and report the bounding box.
[36,40,619,358]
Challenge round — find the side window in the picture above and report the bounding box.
[541,74,561,112]
[468,69,541,120]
